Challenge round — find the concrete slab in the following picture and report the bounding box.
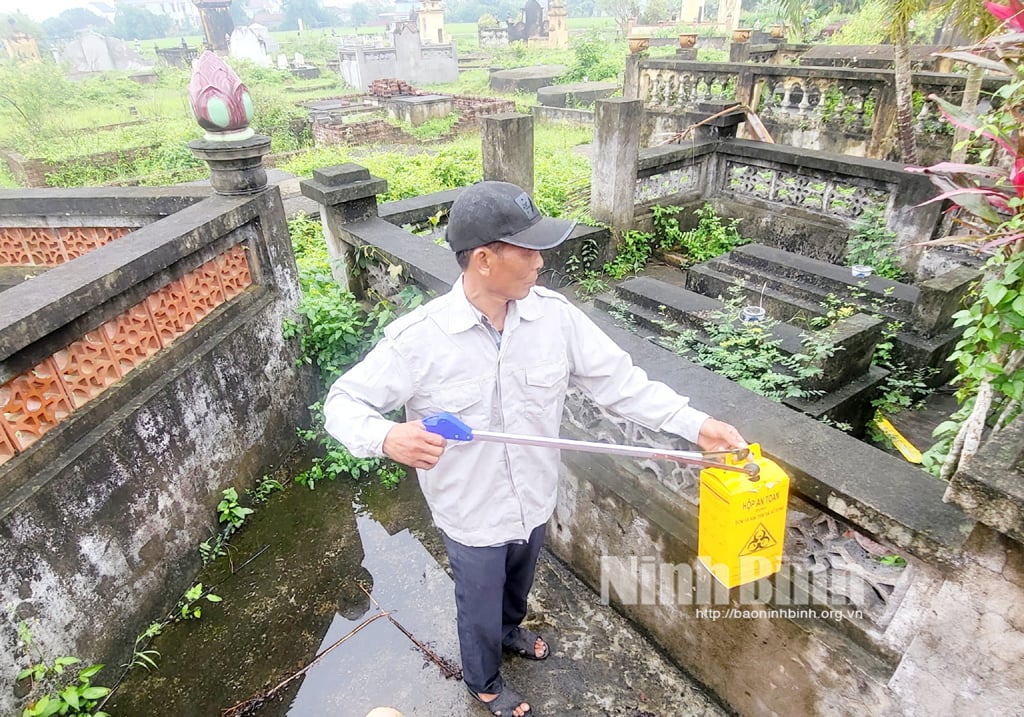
[537,81,619,108]
[490,65,568,93]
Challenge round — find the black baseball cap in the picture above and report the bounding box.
[446,180,576,253]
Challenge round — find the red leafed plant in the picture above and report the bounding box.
[904,3,1024,479]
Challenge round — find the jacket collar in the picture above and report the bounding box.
[445,275,543,335]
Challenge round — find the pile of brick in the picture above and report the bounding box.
[309,92,519,147]
[312,118,414,147]
[449,95,517,134]
[368,79,422,98]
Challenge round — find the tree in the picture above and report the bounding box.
[41,16,75,41]
[597,0,641,36]
[231,1,252,27]
[640,0,676,23]
[445,1,521,23]
[1,12,43,42]
[887,0,929,164]
[54,8,111,32]
[567,0,599,15]
[282,0,335,30]
[350,2,372,28]
[110,5,172,40]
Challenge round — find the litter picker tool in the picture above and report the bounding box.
[422,412,760,477]
[423,412,791,588]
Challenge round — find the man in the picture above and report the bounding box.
[324,181,746,717]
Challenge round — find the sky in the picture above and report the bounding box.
[0,0,91,23]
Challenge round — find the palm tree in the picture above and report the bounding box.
[888,0,930,164]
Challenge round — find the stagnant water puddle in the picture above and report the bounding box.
[106,472,727,717]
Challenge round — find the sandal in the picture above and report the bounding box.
[502,626,550,661]
[467,685,533,717]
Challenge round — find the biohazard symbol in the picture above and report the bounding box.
[739,523,778,555]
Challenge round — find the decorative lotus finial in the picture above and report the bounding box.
[188,51,255,141]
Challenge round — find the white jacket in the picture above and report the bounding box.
[324,277,709,546]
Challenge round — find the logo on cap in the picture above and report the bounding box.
[514,192,537,221]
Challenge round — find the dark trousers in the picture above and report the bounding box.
[442,523,546,695]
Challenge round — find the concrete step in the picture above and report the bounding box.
[684,247,962,383]
[685,262,826,324]
[599,276,884,425]
[785,364,889,434]
[704,255,910,324]
[613,275,807,356]
[728,244,919,314]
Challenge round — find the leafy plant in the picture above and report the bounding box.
[121,621,162,674]
[216,488,254,531]
[284,215,418,489]
[198,532,228,565]
[657,287,829,402]
[248,475,284,504]
[12,617,110,717]
[560,31,625,82]
[295,402,406,490]
[603,229,657,279]
[653,203,748,266]
[574,270,610,300]
[177,583,222,622]
[904,5,1024,479]
[569,234,601,274]
[20,663,109,717]
[846,206,908,281]
[879,554,908,567]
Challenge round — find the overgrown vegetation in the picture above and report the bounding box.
[386,112,461,141]
[284,213,410,489]
[656,286,834,402]
[845,206,907,281]
[560,31,625,83]
[809,284,935,447]
[602,203,748,279]
[905,7,1024,479]
[12,616,109,717]
[654,202,748,265]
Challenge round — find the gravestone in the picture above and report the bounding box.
[62,31,152,75]
[489,65,567,93]
[537,81,618,108]
[229,26,273,67]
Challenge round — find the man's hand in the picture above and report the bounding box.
[382,420,447,469]
[697,418,747,452]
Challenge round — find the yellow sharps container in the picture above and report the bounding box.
[697,443,789,588]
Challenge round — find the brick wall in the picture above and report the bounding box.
[449,95,516,134]
[310,94,517,147]
[312,119,414,146]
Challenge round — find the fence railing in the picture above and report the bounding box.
[631,59,1004,162]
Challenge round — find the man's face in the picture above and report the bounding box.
[480,243,544,300]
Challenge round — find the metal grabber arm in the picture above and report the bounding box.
[422,413,760,477]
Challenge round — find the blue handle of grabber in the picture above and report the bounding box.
[422,412,475,441]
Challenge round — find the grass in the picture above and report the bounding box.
[277,122,592,217]
[0,18,612,188]
[0,163,17,188]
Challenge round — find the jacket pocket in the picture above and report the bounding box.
[413,380,484,421]
[523,363,568,416]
